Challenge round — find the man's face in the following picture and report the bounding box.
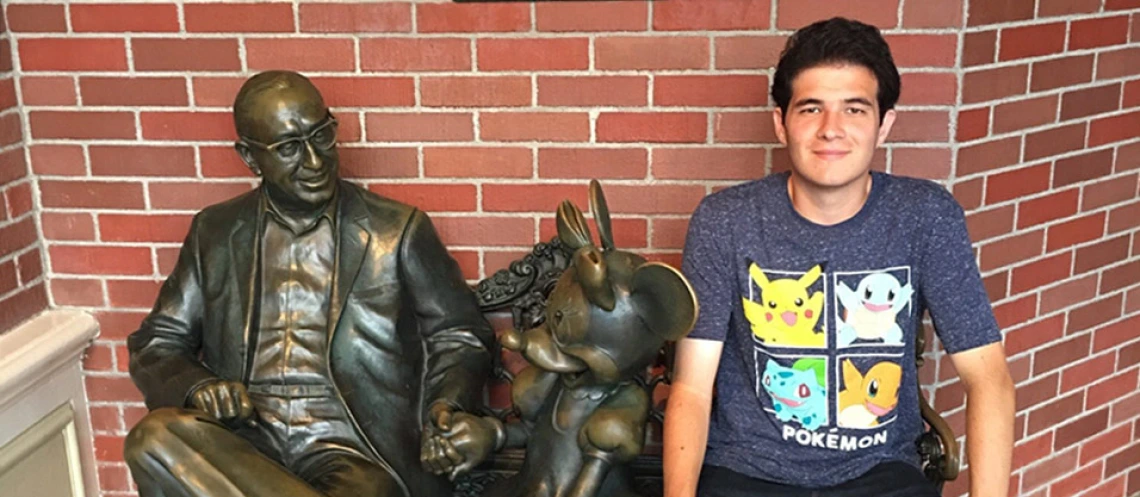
[237,85,339,211]
[773,64,896,191]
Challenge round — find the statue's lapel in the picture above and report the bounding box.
[331,184,371,338]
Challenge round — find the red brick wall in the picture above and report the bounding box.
[1,1,1137,496]
[0,4,47,334]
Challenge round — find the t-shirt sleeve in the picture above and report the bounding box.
[918,190,1003,354]
[682,198,735,342]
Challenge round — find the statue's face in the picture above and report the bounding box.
[238,85,340,211]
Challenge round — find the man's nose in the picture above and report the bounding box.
[302,140,323,170]
[817,111,844,140]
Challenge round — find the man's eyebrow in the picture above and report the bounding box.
[845,97,874,106]
[792,98,823,107]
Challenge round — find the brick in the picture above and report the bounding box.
[141,112,233,141]
[1033,333,1091,376]
[597,113,707,143]
[1076,235,1131,274]
[1055,149,1115,188]
[0,114,19,148]
[0,263,21,299]
[19,39,127,71]
[1094,315,1140,352]
[0,77,17,111]
[156,248,180,276]
[367,184,476,213]
[477,38,588,72]
[653,148,764,181]
[602,185,706,215]
[1081,424,1133,465]
[932,380,964,412]
[246,38,356,72]
[1025,123,1088,162]
[955,107,990,143]
[106,279,163,309]
[596,37,709,71]
[1101,259,1140,294]
[359,38,471,72]
[890,111,952,144]
[40,180,144,210]
[1032,55,1095,92]
[4,183,33,218]
[82,344,115,372]
[715,36,786,70]
[85,376,144,403]
[42,213,95,242]
[1126,80,1140,109]
[51,246,152,276]
[433,217,534,247]
[0,40,9,73]
[993,95,1058,134]
[190,77,243,108]
[967,0,1034,26]
[0,285,48,337]
[1039,0,1101,16]
[1098,47,1140,80]
[1061,84,1123,121]
[20,76,76,106]
[421,77,530,108]
[538,148,648,180]
[714,112,777,144]
[1105,432,1140,474]
[538,76,647,107]
[100,214,193,244]
[1006,315,1065,356]
[1047,212,1106,252]
[952,176,982,210]
[956,137,1021,176]
[894,148,953,180]
[416,3,530,33]
[1106,0,1140,8]
[307,77,415,108]
[1070,294,1124,334]
[6,4,66,32]
[1108,200,1140,233]
[1000,23,1066,61]
[1070,16,1131,50]
[536,1,647,32]
[149,182,253,211]
[1062,354,1118,393]
[1050,461,1106,497]
[365,113,473,142]
[17,251,43,286]
[196,146,248,179]
[185,3,295,33]
[777,0,897,28]
[1014,432,1054,470]
[980,229,1043,271]
[133,39,242,72]
[962,30,997,67]
[0,149,27,186]
[898,73,956,105]
[481,112,590,142]
[994,294,1039,330]
[97,465,130,492]
[79,77,188,107]
[654,75,767,107]
[884,34,957,68]
[337,147,418,179]
[983,269,1010,303]
[1028,392,1085,435]
[1040,274,1098,315]
[651,218,690,250]
[967,205,1016,242]
[93,311,147,341]
[1011,251,1072,295]
[92,146,196,178]
[985,163,1050,205]
[655,0,770,30]
[0,218,37,259]
[1117,142,1140,172]
[423,147,532,178]
[1090,111,1140,148]
[538,218,648,249]
[902,0,962,28]
[963,65,1028,104]
[71,4,180,32]
[299,3,411,33]
[1088,370,1139,409]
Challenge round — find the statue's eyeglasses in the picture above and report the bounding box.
[239,114,338,161]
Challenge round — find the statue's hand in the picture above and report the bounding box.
[189,380,255,425]
[422,411,498,481]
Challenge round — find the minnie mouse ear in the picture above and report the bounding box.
[630,262,698,342]
[589,180,615,251]
[557,199,594,250]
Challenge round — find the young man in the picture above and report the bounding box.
[664,18,1015,497]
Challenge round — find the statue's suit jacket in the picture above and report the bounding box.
[128,180,494,497]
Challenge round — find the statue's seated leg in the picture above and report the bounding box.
[296,448,402,497]
[124,408,326,497]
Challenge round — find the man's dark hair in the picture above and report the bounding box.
[771,17,901,122]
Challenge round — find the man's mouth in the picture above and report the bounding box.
[813,150,850,160]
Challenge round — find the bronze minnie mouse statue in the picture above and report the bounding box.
[422,180,698,497]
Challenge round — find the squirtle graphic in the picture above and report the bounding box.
[837,272,912,347]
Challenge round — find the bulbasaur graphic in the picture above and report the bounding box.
[837,272,913,347]
[761,358,827,430]
[742,264,825,347]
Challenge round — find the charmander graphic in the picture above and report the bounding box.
[836,271,913,347]
[837,359,901,429]
[760,357,827,430]
[743,264,825,347]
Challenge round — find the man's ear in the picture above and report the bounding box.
[772,108,788,146]
[875,109,898,147]
[234,142,261,176]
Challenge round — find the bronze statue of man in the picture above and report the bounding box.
[123,70,494,497]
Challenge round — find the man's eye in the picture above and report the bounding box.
[312,127,336,148]
[847,107,867,114]
[276,141,301,157]
[800,107,820,114]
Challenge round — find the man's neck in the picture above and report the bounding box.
[264,186,334,235]
[786,172,873,226]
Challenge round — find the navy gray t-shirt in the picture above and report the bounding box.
[681,171,1001,488]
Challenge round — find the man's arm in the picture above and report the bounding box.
[664,338,724,497]
[949,342,1015,497]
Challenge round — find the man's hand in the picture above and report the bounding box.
[189,380,255,424]
[422,411,498,481]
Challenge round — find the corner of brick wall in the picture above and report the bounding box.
[0,3,48,335]
[2,0,1138,495]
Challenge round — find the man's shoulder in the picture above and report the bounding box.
[698,174,783,215]
[194,186,260,228]
[877,173,961,214]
